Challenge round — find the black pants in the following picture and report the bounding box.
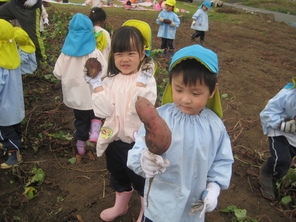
[105,140,145,196]
[0,0,46,61]
[73,109,102,141]
[192,30,205,41]
[266,136,296,179]
[161,38,174,50]
[0,123,22,152]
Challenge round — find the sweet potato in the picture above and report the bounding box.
[136,97,172,207]
[135,97,172,155]
[84,57,102,78]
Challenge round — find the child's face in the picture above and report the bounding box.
[165,4,173,12]
[114,49,145,75]
[202,5,208,11]
[171,73,216,115]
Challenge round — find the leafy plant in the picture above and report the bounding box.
[220,205,258,222]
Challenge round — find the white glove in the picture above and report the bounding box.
[24,0,38,7]
[43,18,49,25]
[158,17,164,22]
[84,71,102,90]
[280,119,296,133]
[199,182,221,217]
[137,58,155,85]
[170,21,176,27]
[191,20,196,26]
[140,150,170,179]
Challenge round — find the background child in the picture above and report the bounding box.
[89,7,111,61]
[191,0,211,45]
[127,44,234,222]
[53,13,107,156]
[85,25,157,222]
[83,0,105,7]
[156,0,180,58]
[0,19,24,169]
[259,79,296,200]
[0,0,47,63]
[14,27,37,75]
[40,3,49,35]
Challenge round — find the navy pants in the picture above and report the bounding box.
[0,123,22,152]
[105,140,145,196]
[266,136,296,179]
[161,38,175,50]
[192,30,205,41]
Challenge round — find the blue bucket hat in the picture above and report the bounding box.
[162,44,223,118]
[62,13,96,57]
[199,0,211,10]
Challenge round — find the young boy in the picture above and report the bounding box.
[0,19,24,169]
[127,44,234,222]
[259,79,296,200]
[191,0,211,45]
[156,0,180,58]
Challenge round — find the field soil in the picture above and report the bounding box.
[0,2,296,222]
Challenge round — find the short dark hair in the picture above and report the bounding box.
[169,59,217,94]
[89,7,106,25]
[108,26,144,75]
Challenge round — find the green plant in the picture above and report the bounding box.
[220,205,259,222]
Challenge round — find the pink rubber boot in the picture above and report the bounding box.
[76,140,86,155]
[100,190,133,221]
[136,196,144,222]
[89,119,102,143]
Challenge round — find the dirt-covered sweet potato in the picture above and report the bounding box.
[84,57,102,78]
[135,97,172,155]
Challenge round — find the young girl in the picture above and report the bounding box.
[156,0,180,58]
[89,7,111,61]
[53,13,107,156]
[127,45,234,222]
[0,19,23,169]
[85,25,157,222]
[13,27,37,75]
[191,0,211,45]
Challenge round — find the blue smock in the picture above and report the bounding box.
[19,49,37,75]
[191,8,209,31]
[260,87,296,146]
[127,103,234,222]
[0,67,24,126]
[156,10,180,40]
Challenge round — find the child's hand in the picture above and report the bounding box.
[24,0,38,7]
[140,150,170,179]
[163,19,172,24]
[84,71,102,90]
[280,119,296,133]
[191,20,196,26]
[137,58,155,85]
[199,182,220,217]
[158,17,164,22]
[170,21,176,27]
[43,18,49,25]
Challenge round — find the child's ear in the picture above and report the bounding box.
[210,83,218,98]
[140,50,146,61]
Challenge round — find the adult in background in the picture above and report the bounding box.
[0,0,47,64]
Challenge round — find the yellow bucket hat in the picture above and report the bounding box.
[14,27,36,54]
[122,19,152,56]
[0,19,20,69]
